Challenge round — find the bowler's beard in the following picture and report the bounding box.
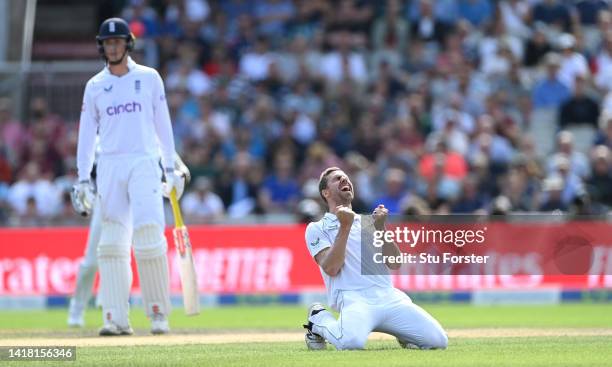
[333,190,353,206]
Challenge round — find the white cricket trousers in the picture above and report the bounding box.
[310,286,448,350]
[96,154,165,230]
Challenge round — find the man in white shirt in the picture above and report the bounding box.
[557,34,589,91]
[74,18,178,336]
[303,167,447,350]
[181,176,225,223]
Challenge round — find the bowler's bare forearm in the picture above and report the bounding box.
[377,224,402,270]
[382,240,402,270]
[315,226,351,276]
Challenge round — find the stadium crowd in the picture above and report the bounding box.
[1,0,612,226]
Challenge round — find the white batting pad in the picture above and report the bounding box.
[98,253,132,328]
[97,221,132,327]
[137,254,171,317]
[133,225,171,317]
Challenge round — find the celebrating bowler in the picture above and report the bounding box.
[303,167,448,350]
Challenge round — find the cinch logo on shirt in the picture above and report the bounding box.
[106,101,142,116]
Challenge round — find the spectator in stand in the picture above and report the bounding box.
[181,176,225,223]
[239,36,275,82]
[532,52,571,109]
[408,0,458,27]
[559,74,600,128]
[575,0,608,27]
[556,33,589,91]
[217,152,261,217]
[594,29,612,91]
[320,30,368,86]
[531,0,573,34]
[586,145,612,208]
[419,139,468,182]
[410,0,451,46]
[457,0,493,28]
[254,0,296,39]
[418,154,460,213]
[500,166,538,212]
[121,0,160,37]
[374,168,411,215]
[451,175,489,214]
[523,23,553,67]
[549,154,584,206]
[299,142,343,184]
[166,45,213,96]
[499,0,531,40]
[371,0,408,69]
[594,110,612,148]
[260,152,301,213]
[539,175,567,212]
[547,131,591,179]
[7,162,61,219]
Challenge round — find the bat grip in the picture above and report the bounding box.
[170,188,185,227]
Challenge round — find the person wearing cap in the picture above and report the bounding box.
[532,52,571,109]
[557,33,589,91]
[547,130,590,179]
[73,18,178,336]
[539,175,568,212]
[181,176,225,223]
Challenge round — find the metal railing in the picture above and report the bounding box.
[0,61,102,122]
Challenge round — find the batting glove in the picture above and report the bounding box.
[71,180,95,217]
[162,168,186,199]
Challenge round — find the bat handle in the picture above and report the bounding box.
[169,188,185,227]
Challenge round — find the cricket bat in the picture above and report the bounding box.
[169,188,200,316]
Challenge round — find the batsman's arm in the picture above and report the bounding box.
[151,70,175,171]
[76,81,98,182]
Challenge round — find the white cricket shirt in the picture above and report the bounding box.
[77,57,175,181]
[305,212,392,311]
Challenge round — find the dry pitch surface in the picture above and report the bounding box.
[1,328,612,347]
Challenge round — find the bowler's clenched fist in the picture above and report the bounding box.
[336,206,356,227]
[372,204,388,230]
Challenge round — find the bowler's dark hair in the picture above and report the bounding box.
[318,167,341,205]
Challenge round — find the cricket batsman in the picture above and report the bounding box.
[67,155,190,328]
[303,167,448,350]
[73,17,178,335]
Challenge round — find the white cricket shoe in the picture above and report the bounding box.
[67,301,84,328]
[151,313,170,335]
[397,338,420,349]
[303,303,327,350]
[99,321,134,336]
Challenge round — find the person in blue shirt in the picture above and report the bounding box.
[532,53,571,109]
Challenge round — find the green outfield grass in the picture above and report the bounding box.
[0,304,611,366]
[1,304,611,331]
[67,337,612,367]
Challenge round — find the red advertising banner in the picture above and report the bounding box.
[0,223,611,296]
